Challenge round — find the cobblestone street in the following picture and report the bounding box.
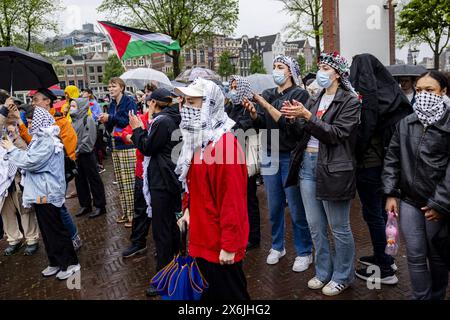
[1,158,449,300]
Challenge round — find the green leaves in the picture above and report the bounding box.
[249,55,266,74]
[398,0,450,69]
[218,51,236,78]
[103,55,125,85]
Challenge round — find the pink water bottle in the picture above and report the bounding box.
[385,211,399,255]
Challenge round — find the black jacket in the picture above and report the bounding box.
[131,105,182,194]
[285,87,361,201]
[350,54,413,163]
[252,85,310,152]
[382,107,450,216]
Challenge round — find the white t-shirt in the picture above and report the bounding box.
[307,94,335,149]
[406,92,414,103]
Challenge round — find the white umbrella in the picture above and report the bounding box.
[245,73,276,94]
[120,68,173,90]
[175,67,220,83]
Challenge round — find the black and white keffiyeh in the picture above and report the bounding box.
[229,75,253,105]
[273,55,301,86]
[413,92,446,127]
[29,107,55,136]
[0,147,17,199]
[175,78,235,189]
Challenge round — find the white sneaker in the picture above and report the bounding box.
[292,254,313,272]
[322,280,349,296]
[42,266,60,277]
[56,264,81,280]
[308,277,326,290]
[266,248,286,265]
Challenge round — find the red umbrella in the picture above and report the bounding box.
[28,84,63,97]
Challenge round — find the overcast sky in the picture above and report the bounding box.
[60,0,433,62]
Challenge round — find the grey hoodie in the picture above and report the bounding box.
[71,98,97,154]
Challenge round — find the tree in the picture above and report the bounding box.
[249,54,266,74]
[103,55,125,85]
[398,0,450,70]
[21,0,61,51]
[278,0,322,59]
[218,51,235,79]
[98,0,239,77]
[0,0,61,49]
[297,54,306,74]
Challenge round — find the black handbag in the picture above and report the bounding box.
[64,154,78,183]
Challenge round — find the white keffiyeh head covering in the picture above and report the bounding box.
[413,92,446,127]
[273,55,302,86]
[175,78,235,188]
[229,75,253,105]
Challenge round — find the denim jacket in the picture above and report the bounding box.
[6,127,66,208]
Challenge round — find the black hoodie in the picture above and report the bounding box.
[131,105,182,194]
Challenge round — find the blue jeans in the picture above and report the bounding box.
[356,166,394,268]
[400,201,448,300]
[261,151,312,256]
[300,152,355,284]
[60,205,78,240]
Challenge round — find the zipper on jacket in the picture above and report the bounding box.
[412,126,428,186]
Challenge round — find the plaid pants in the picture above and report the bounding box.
[112,149,136,221]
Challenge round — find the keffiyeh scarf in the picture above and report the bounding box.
[0,147,17,199]
[175,78,235,190]
[229,75,253,105]
[413,92,446,127]
[274,55,301,86]
[318,52,358,97]
[27,107,63,154]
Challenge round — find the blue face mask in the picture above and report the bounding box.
[273,70,287,86]
[316,70,333,88]
[229,90,240,104]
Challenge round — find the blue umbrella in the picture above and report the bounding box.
[150,221,208,300]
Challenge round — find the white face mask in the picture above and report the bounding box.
[413,91,446,127]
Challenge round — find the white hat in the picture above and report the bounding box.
[175,81,204,97]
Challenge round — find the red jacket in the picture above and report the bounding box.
[186,132,249,264]
[121,112,150,179]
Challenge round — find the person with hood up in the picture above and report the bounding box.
[61,85,80,122]
[175,78,250,301]
[225,75,262,250]
[383,71,450,300]
[70,98,107,219]
[129,88,182,297]
[1,107,80,280]
[242,55,313,273]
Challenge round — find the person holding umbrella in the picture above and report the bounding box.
[1,106,80,280]
[176,78,250,300]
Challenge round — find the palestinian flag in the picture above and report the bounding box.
[98,21,181,60]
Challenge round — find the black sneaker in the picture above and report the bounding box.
[355,266,399,285]
[358,255,398,272]
[23,243,39,256]
[146,285,159,297]
[4,242,24,256]
[122,244,147,258]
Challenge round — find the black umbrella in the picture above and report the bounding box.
[385,64,427,77]
[0,46,59,94]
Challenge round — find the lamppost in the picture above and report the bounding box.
[411,47,420,65]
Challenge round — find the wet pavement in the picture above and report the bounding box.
[1,158,449,300]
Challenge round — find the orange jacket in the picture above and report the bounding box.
[19,108,78,161]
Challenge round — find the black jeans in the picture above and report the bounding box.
[75,152,106,209]
[247,175,261,245]
[34,204,78,270]
[356,166,394,268]
[0,214,3,240]
[196,258,250,301]
[150,189,180,271]
[130,178,151,247]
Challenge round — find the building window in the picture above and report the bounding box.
[76,68,83,75]
[98,75,103,83]
[200,50,205,63]
[60,81,66,89]
[66,68,74,76]
[133,60,137,66]
[88,66,95,74]
[193,50,197,65]
[185,51,191,62]
[97,66,103,73]
[56,67,65,76]
[138,59,145,66]
[69,80,75,86]
[77,80,84,89]
[126,60,132,66]
[90,75,96,84]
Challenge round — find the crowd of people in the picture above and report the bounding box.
[0,51,449,300]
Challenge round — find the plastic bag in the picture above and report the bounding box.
[385,211,399,255]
